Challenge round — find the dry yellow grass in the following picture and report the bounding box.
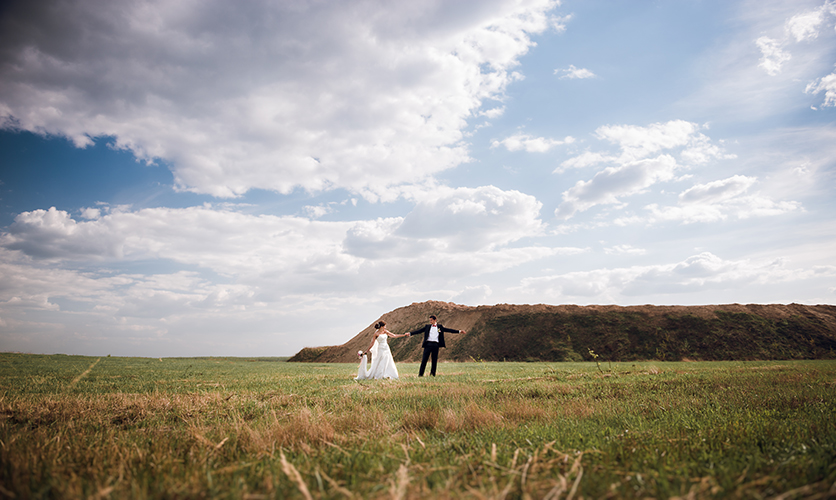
[1,355,835,498]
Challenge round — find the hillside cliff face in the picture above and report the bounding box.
[288,301,836,363]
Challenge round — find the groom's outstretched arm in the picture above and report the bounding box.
[408,325,427,336]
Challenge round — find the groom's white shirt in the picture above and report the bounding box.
[428,325,440,342]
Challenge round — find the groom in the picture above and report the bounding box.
[409,315,466,377]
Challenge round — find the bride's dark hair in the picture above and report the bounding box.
[374,320,386,329]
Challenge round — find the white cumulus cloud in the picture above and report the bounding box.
[555,155,679,220]
[554,120,737,220]
[516,252,836,302]
[0,0,560,199]
[751,1,836,109]
[603,244,647,256]
[1,186,554,288]
[806,68,836,106]
[645,175,801,223]
[491,132,574,152]
[786,7,827,41]
[555,64,596,79]
[0,186,571,355]
[756,36,792,75]
[595,120,701,162]
[395,185,547,251]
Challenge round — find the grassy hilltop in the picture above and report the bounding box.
[290,301,836,363]
[1,354,835,498]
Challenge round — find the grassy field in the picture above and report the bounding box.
[1,354,834,499]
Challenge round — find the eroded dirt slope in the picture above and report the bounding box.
[289,301,836,363]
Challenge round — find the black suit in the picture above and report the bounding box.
[409,323,460,376]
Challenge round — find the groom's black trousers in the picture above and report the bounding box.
[419,342,440,376]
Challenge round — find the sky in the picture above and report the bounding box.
[1,0,835,357]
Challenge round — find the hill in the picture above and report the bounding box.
[288,301,836,363]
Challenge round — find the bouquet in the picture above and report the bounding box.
[357,350,364,359]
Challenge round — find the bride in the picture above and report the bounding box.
[355,321,409,380]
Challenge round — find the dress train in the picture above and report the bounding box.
[355,332,399,380]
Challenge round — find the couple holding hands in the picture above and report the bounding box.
[355,315,466,380]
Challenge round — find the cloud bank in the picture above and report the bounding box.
[553,120,765,221]
[0,0,832,358]
[0,0,560,198]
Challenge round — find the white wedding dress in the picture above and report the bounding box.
[356,331,399,380]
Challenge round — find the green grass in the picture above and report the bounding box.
[1,353,834,499]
